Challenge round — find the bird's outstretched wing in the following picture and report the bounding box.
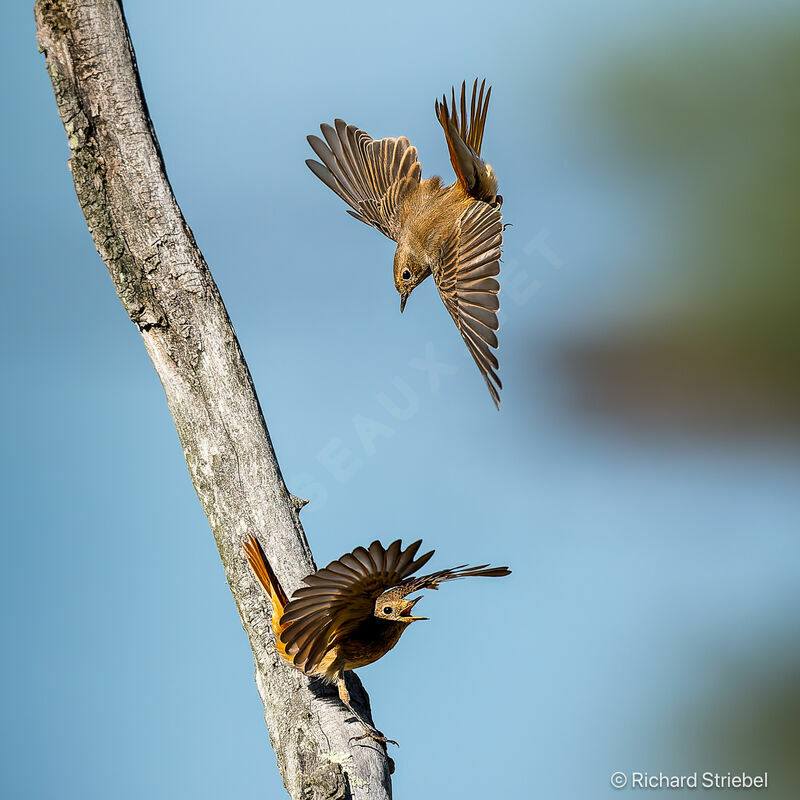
[279,540,434,675]
[306,120,422,241]
[434,201,503,407]
[435,79,498,204]
[398,563,511,596]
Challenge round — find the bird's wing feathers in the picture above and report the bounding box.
[435,79,497,203]
[306,119,422,241]
[278,540,434,675]
[399,563,512,596]
[434,201,503,407]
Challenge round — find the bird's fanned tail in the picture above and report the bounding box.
[435,79,499,204]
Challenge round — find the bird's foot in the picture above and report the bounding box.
[350,726,399,748]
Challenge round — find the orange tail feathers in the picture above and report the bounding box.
[434,78,499,204]
[243,534,293,663]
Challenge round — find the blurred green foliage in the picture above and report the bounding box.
[559,21,800,432]
[576,23,800,798]
[675,646,800,799]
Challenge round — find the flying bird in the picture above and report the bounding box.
[306,79,504,407]
[243,534,510,746]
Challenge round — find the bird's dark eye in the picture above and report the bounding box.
[382,606,393,615]
[401,269,411,281]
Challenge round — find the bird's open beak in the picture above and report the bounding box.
[400,292,408,314]
[399,596,427,621]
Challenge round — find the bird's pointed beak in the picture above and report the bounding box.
[400,292,408,314]
[399,596,427,621]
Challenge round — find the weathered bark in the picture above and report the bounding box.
[34,1,393,797]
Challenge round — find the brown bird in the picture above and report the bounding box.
[243,534,510,745]
[306,79,504,407]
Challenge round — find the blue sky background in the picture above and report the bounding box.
[2,1,800,798]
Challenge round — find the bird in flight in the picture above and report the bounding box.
[306,79,504,407]
[243,534,510,746]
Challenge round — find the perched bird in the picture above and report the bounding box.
[306,79,504,407]
[243,534,510,745]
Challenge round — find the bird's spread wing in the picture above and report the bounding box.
[278,540,434,675]
[434,201,503,407]
[399,563,512,596]
[435,79,498,203]
[306,120,421,241]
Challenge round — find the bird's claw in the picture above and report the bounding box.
[350,728,399,748]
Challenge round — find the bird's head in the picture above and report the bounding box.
[374,590,427,623]
[393,243,430,313]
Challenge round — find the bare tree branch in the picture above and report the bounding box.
[34,1,394,797]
